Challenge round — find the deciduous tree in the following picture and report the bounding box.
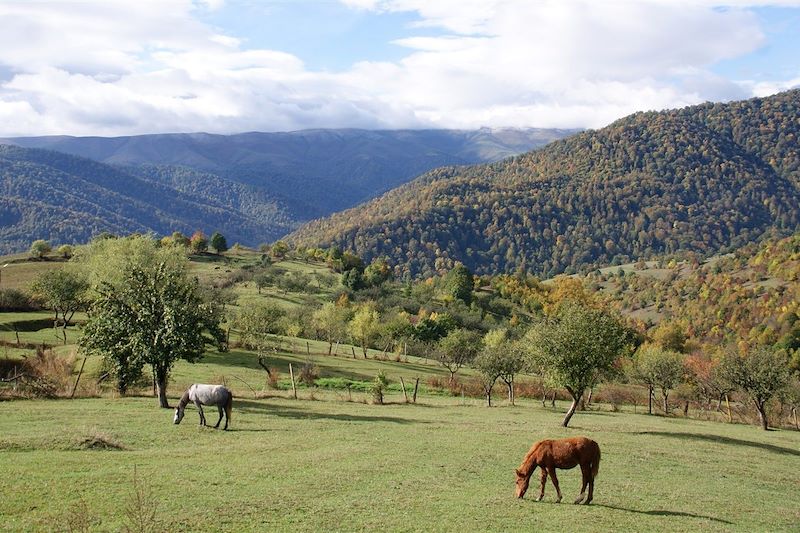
[525,303,632,427]
[210,232,228,254]
[719,347,790,430]
[81,263,224,407]
[435,328,482,383]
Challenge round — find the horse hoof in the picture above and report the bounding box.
[535,496,543,502]
[555,498,562,504]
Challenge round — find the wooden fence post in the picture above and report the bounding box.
[413,378,419,403]
[289,363,297,399]
[400,377,409,403]
[70,357,87,398]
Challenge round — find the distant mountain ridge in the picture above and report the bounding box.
[0,145,294,254]
[289,90,800,278]
[0,127,575,253]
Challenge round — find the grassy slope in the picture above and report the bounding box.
[2,249,799,531]
[0,395,798,532]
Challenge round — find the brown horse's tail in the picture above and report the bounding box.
[592,442,601,479]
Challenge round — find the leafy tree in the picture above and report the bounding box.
[481,329,526,405]
[342,268,365,291]
[363,258,392,287]
[190,231,208,253]
[630,344,685,413]
[210,232,228,254]
[652,321,688,353]
[72,234,187,297]
[29,239,51,260]
[525,303,632,427]
[170,231,190,247]
[253,270,274,294]
[271,240,289,260]
[349,304,380,357]
[29,269,89,337]
[718,347,790,430]
[57,244,74,259]
[444,263,473,304]
[80,263,224,407]
[435,328,482,383]
[312,302,350,355]
[473,331,508,406]
[412,312,456,343]
[234,302,286,357]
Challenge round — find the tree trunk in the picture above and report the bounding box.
[586,387,594,407]
[683,401,689,416]
[327,341,333,355]
[662,389,669,414]
[155,367,170,408]
[485,388,492,407]
[562,390,583,427]
[648,384,653,415]
[755,399,769,430]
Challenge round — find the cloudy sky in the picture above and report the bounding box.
[0,0,798,136]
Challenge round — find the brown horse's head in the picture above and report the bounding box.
[515,467,534,498]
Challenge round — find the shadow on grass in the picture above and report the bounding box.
[595,504,733,524]
[235,399,424,424]
[636,431,800,457]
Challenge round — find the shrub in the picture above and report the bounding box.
[14,347,75,398]
[371,371,389,404]
[299,360,319,386]
[0,288,37,312]
[267,367,281,389]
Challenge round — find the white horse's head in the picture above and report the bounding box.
[173,407,185,424]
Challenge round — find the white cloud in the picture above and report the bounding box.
[0,0,797,136]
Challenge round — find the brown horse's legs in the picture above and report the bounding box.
[547,467,562,503]
[536,469,547,501]
[575,464,590,504]
[586,468,595,504]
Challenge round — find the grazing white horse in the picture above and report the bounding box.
[174,384,233,430]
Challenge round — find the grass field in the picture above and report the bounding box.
[1,393,798,532]
[2,250,798,531]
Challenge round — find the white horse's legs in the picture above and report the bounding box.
[214,405,224,428]
[194,400,206,426]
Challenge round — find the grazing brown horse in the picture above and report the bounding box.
[515,436,600,504]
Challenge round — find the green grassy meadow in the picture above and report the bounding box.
[1,392,798,532]
[2,250,799,531]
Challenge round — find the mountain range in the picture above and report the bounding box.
[289,90,800,278]
[0,128,574,254]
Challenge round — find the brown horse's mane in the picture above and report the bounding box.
[517,441,544,478]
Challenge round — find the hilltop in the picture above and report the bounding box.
[0,127,574,253]
[289,90,800,278]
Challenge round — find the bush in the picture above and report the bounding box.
[371,371,389,404]
[0,288,37,312]
[594,384,643,412]
[299,360,319,386]
[13,347,75,398]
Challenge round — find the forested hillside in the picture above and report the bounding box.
[290,90,800,278]
[0,145,293,254]
[2,128,574,224]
